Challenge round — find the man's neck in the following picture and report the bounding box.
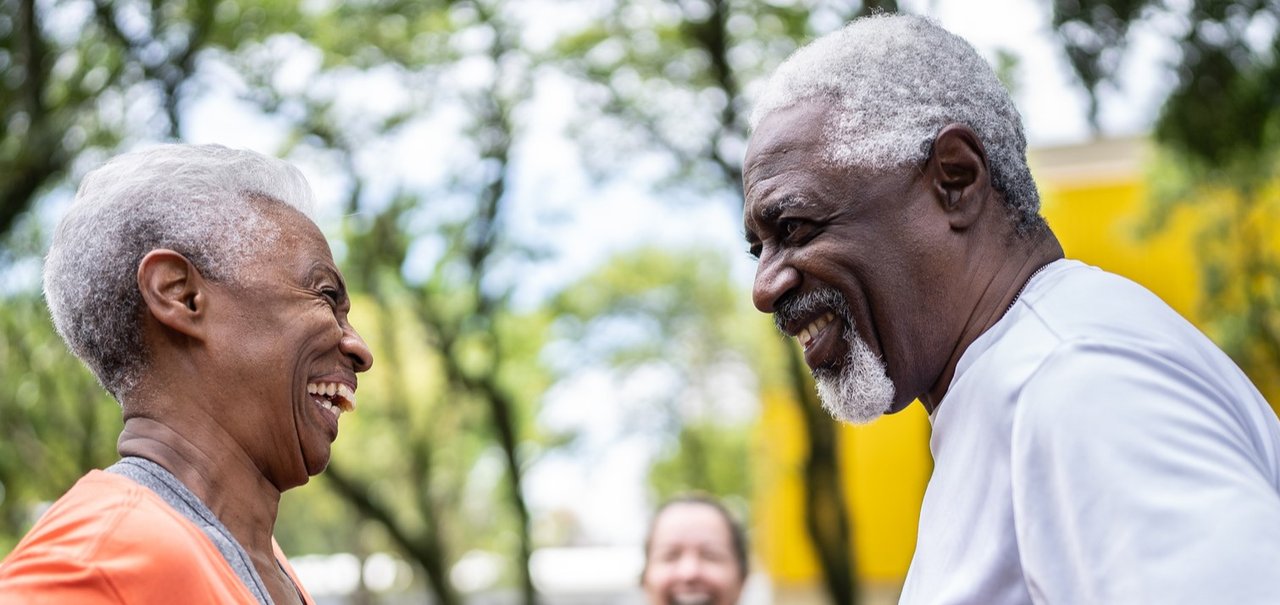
[922,231,1065,412]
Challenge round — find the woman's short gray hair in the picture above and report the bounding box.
[750,14,1044,235]
[43,144,316,400]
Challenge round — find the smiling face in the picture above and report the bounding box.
[205,201,372,489]
[743,100,961,420]
[642,502,746,605]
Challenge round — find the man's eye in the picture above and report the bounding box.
[779,218,805,241]
[747,244,761,260]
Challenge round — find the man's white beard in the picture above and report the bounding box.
[813,327,895,424]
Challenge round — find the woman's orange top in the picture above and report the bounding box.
[0,471,314,604]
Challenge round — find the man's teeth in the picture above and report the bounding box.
[307,382,357,414]
[797,312,836,348]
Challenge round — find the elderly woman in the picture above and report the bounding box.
[0,144,372,604]
[641,495,749,605]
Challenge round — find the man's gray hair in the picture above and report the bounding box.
[43,144,316,401]
[750,14,1044,234]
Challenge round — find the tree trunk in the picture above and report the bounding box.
[787,344,858,604]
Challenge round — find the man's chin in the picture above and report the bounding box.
[813,368,894,425]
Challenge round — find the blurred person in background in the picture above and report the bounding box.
[743,13,1280,604]
[641,494,748,605]
[0,144,373,604]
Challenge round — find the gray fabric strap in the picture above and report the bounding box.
[106,457,273,605]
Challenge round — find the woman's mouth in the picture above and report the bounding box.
[307,381,356,418]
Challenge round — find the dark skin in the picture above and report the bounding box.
[119,202,373,605]
[743,100,1063,414]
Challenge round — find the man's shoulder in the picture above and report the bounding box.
[1020,260,1190,341]
[1006,260,1236,381]
[1002,261,1277,443]
[0,471,255,604]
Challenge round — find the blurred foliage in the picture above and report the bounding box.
[0,292,120,554]
[1053,0,1280,402]
[552,2,901,602]
[0,2,870,604]
[550,246,763,502]
[242,1,548,602]
[551,246,752,365]
[1052,0,1279,166]
[0,0,301,238]
[649,423,753,502]
[4,2,1205,605]
[553,0,892,197]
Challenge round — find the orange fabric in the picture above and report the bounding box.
[0,471,315,604]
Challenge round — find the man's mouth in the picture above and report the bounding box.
[775,288,851,370]
[308,381,356,419]
[797,312,835,349]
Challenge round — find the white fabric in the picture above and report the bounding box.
[900,259,1280,604]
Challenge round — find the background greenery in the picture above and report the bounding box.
[2,0,1277,603]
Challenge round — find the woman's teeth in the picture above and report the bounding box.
[307,382,357,413]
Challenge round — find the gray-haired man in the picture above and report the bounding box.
[744,14,1280,603]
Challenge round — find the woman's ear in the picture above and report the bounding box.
[927,123,991,230]
[137,249,207,339]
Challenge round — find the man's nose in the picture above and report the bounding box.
[752,251,799,313]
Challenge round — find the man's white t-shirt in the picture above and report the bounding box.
[900,259,1280,604]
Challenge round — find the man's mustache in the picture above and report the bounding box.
[774,287,848,334]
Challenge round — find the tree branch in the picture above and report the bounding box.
[324,463,459,605]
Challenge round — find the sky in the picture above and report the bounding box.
[177,0,1178,552]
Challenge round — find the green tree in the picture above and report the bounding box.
[0,0,299,239]
[0,293,120,553]
[550,246,760,502]
[553,2,901,602]
[223,2,553,601]
[1053,0,1280,402]
[0,2,932,603]
[1,1,551,601]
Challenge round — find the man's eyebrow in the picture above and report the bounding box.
[745,193,808,247]
[759,193,808,223]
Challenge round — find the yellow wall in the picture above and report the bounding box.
[754,136,1222,589]
[753,390,822,584]
[1032,137,1201,320]
[839,406,931,581]
[753,391,931,586]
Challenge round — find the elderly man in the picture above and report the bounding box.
[0,144,372,604]
[744,14,1280,604]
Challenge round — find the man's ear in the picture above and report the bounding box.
[927,123,991,230]
[137,249,208,340]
